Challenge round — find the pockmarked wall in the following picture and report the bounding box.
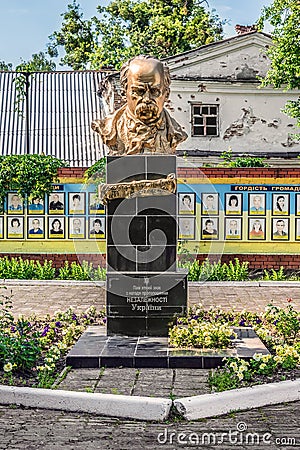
[1,166,300,270]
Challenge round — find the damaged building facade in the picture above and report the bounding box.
[101,31,300,158]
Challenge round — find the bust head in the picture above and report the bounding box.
[120,56,170,124]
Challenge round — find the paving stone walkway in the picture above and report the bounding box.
[2,280,300,317]
[0,402,299,449]
[57,368,211,398]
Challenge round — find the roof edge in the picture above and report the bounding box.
[163,31,272,63]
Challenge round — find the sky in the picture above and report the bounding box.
[0,0,272,68]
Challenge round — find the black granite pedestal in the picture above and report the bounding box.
[66,326,270,369]
[106,155,187,337]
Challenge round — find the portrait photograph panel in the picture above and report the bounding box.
[0,217,4,239]
[178,217,195,240]
[48,216,65,239]
[88,193,105,215]
[88,217,106,239]
[272,193,289,216]
[272,218,289,240]
[225,193,242,216]
[224,218,242,240]
[7,193,24,215]
[248,193,266,216]
[48,192,65,215]
[7,216,24,239]
[296,194,300,216]
[201,217,219,240]
[68,192,86,215]
[201,193,219,215]
[28,197,44,215]
[295,218,300,240]
[178,192,196,215]
[27,217,45,239]
[69,217,86,239]
[248,218,266,240]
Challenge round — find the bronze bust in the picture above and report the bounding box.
[92,55,187,155]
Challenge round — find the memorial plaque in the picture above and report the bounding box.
[107,271,187,336]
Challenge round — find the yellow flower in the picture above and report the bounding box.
[3,362,13,373]
[262,354,272,363]
[253,353,263,361]
[230,362,238,371]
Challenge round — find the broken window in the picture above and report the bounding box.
[192,104,219,137]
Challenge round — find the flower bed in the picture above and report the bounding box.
[0,287,105,388]
[169,299,300,391]
[1,283,299,393]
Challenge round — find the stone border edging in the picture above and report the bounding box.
[1,379,300,422]
[0,385,171,422]
[0,279,105,287]
[174,379,300,420]
[1,279,300,288]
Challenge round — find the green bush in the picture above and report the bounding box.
[83,158,106,184]
[0,257,105,281]
[58,261,94,281]
[0,154,67,206]
[220,149,269,168]
[182,258,249,281]
[0,257,56,280]
[263,266,286,281]
[0,287,42,371]
[221,148,269,167]
[92,265,106,281]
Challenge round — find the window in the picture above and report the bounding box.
[192,104,219,137]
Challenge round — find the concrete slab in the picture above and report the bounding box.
[0,385,172,422]
[174,379,300,420]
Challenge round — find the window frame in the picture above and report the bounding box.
[191,103,219,137]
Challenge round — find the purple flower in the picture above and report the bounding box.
[103,317,107,324]
[10,326,16,332]
[273,320,278,325]
[41,325,50,337]
[256,318,262,324]
[55,321,62,327]
[72,314,77,321]
[239,319,246,326]
[192,315,199,320]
